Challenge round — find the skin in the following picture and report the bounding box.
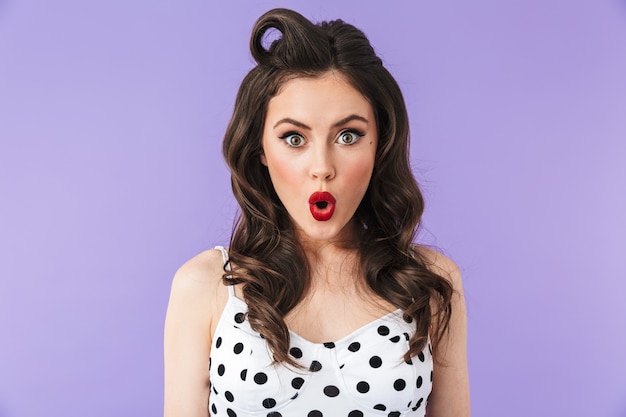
[260,71,377,250]
[164,71,470,416]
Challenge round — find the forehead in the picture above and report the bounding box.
[266,72,374,122]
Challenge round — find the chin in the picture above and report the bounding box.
[297,219,356,244]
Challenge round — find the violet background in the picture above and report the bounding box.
[1,0,625,416]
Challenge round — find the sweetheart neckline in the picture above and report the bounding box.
[288,308,404,347]
[229,295,405,348]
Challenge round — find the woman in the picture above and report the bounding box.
[164,8,469,417]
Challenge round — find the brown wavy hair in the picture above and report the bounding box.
[222,8,453,367]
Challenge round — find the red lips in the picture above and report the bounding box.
[308,191,336,221]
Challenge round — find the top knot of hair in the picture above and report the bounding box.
[250,8,332,70]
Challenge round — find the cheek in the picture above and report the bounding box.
[262,138,298,191]
[341,157,376,196]
[343,160,372,210]
[266,155,302,193]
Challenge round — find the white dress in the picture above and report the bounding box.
[208,246,433,417]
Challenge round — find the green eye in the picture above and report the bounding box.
[337,130,363,145]
[282,133,305,147]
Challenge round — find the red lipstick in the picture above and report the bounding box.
[308,191,336,221]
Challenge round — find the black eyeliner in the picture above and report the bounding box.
[278,131,303,139]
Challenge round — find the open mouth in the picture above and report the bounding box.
[308,191,336,221]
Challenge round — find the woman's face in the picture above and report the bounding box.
[261,72,377,245]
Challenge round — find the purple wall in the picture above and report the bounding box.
[1,1,625,416]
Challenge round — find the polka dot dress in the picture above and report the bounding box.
[209,247,433,417]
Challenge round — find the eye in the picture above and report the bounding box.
[337,130,364,145]
[280,132,306,147]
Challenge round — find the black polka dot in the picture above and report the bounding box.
[430,370,433,381]
[356,381,370,393]
[216,337,222,348]
[388,412,400,417]
[393,379,406,391]
[240,369,247,381]
[389,335,400,343]
[233,342,244,354]
[254,372,268,385]
[416,375,423,388]
[289,347,303,358]
[418,351,425,362]
[225,391,234,402]
[211,404,217,414]
[267,413,282,417]
[290,393,298,400]
[348,411,364,417]
[208,357,212,370]
[428,343,432,354]
[217,364,225,376]
[413,398,424,411]
[323,385,340,397]
[291,377,305,389]
[212,386,218,395]
[227,408,237,417]
[309,360,322,372]
[234,312,245,323]
[403,332,410,341]
[308,411,323,417]
[262,398,276,409]
[374,404,387,411]
[404,314,413,323]
[377,325,390,336]
[323,342,335,349]
[348,342,361,352]
[369,356,382,368]
[405,357,413,365]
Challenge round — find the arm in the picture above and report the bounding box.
[420,249,471,417]
[164,250,227,417]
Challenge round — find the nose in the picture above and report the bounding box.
[309,144,335,181]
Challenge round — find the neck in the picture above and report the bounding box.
[296,218,361,252]
[300,243,362,293]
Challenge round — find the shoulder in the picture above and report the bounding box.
[166,248,230,334]
[164,249,228,415]
[171,248,226,290]
[414,246,463,293]
[413,247,470,415]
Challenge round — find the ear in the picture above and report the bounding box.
[260,153,267,166]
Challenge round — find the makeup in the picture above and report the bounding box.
[308,191,336,221]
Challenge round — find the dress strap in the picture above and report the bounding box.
[214,245,235,297]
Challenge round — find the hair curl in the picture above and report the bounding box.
[222,8,453,367]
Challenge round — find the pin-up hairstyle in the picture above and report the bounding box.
[222,8,453,367]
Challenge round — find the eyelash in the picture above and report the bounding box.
[337,130,365,145]
[279,131,306,147]
[278,129,365,148]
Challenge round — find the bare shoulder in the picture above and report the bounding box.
[166,248,229,330]
[175,248,225,282]
[164,249,228,416]
[414,246,463,293]
[171,248,226,289]
[413,246,471,416]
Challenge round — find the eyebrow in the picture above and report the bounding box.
[273,114,369,130]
